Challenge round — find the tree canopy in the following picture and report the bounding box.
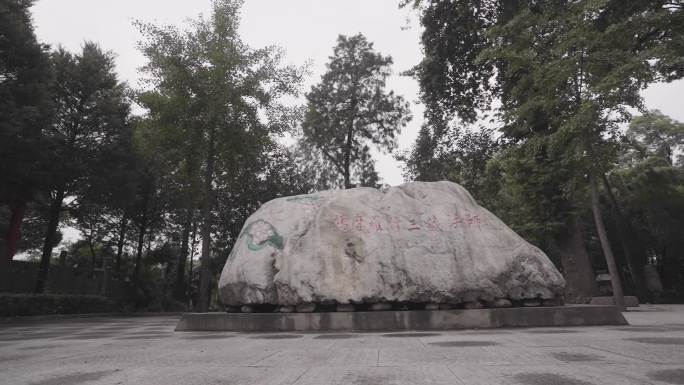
[0,0,53,264]
[135,0,307,310]
[1,0,683,311]
[402,0,684,304]
[302,34,411,189]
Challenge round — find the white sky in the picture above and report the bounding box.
[31,0,684,190]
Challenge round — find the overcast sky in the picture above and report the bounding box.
[31,0,684,188]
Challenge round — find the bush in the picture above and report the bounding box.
[0,293,116,317]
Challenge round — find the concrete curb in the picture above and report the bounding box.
[0,312,183,324]
[175,305,627,332]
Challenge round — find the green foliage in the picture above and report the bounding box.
[402,0,500,125]
[405,0,684,232]
[399,124,499,194]
[0,199,62,253]
[135,0,308,309]
[622,110,684,166]
[302,34,411,188]
[47,42,131,195]
[610,111,684,294]
[29,42,133,293]
[487,138,583,245]
[135,0,307,209]
[0,0,53,203]
[3,0,683,306]
[406,1,684,132]
[404,1,684,301]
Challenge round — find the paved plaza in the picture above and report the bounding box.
[1,305,683,385]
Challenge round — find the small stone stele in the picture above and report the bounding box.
[278,306,294,313]
[336,304,354,312]
[425,303,440,310]
[370,303,391,311]
[523,299,542,307]
[464,301,484,309]
[487,298,512,308]
[295,303,316,313]
[241,305,254,313]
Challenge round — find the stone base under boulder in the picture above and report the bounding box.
[174,305,627,332]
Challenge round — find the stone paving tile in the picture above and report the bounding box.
[294,365,462,385]
[585,341,684,365]
[432,345,518,365]
[536,346,648,365]
[598,363,684,385]
[378,346,452,366]
[10,364,307,385]
[250,347,380,367]
[327,348,379,367]
[1,305,684,384]
[448,363,653,385]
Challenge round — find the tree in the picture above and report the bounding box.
[609,111,684,298]
[69,119,139,294]
[0,0,53,265]
[127,116,178,301]
[34,43,130,293]
[136,0,305,311]
[302,34,411,189]
[399,124,499,196]
[405,0,684,308]
[622,110,684,166]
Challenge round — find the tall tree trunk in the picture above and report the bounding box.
[198,127,216,312]
[34,188,65,293]
[601,174,649,301]
[660,246,682,295]
[87,236,97,273]
[133,189,150,295]
[187,220,198,310]
[101,252,110,296]
[2,200,26,265]
[343,125,353,189]
[173,209,193,301]
[590,175,625,311]
[342,96,357,190]
[548,215,595,303]
[115,212,128,272]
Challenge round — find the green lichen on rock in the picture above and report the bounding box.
[244,219,284,250]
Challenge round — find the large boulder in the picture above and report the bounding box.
[219,181,565,307]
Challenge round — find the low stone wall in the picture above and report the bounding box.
[175,305,628,332]
[0,293,116,317]
[0,260,131,298]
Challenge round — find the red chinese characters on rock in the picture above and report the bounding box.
[425,215,443,232]
[334,214,351,232]
[451,212,481,229]
[368,216,384,232]
[353,215,366,232]
[333,212,482,233]
[389,216,402,232]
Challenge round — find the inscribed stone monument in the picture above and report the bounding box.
[218,181,565,310]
